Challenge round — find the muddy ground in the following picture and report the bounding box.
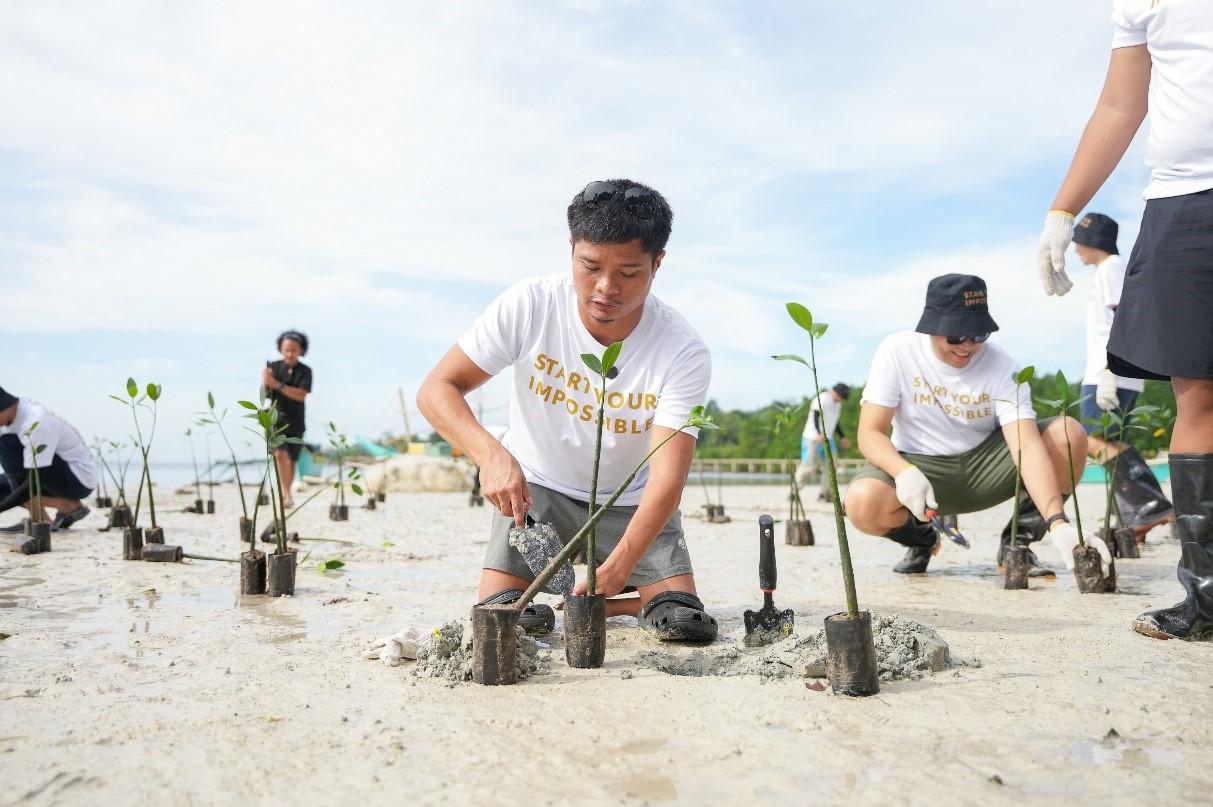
[2,482,1210,806]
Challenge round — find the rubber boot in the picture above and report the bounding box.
[1133,454,1213,641]
[1107,446,1174,535]
[885,516,938,574]
[997,495,1057,578]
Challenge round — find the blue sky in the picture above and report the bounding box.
[1,1,1152,460]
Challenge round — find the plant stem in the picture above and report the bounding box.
[1010,411,1023,548]
[516,427,688,611]
[586,375,607,597]
[1063,404,1085,546]
[810,337,858,617]
[189,433,202,501]
[184,553,237,563]
[210,408,249,519]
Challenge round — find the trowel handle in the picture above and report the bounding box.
[758,514,777,591]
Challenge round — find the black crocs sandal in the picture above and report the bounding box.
[478,588,555,635]
[640,591,718,644]
[51,506,91,532]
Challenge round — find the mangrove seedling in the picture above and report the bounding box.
[1002,366,1036,590]
[1087,403,1159,560]
[18,422,51,553]
[185,427,204,513]
[90,437,112,508]
[473,405,719,685]
[327,423,356,521]
[200,418,217,512]
[775,302,878,696]
[111,378,163,541]
[200,391,252,538]
[773,402,812,546]
[240,391,304,597]
[566,340,623,668]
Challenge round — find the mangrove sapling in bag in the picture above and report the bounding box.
[776,303,878,696]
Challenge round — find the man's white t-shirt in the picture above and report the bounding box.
[1083,254,1146,392]
[1112,0,1213,199]
[458,273,711,506]
[861,332,1036,456]
[0,398,97,489]
[803,390,842,441]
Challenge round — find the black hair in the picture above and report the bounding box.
[567,178,673,258]
[277,330,309,355]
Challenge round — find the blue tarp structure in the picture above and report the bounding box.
[354,437,397,458]
[1080,459,1169,484]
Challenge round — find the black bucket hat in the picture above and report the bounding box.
[1073,212,1119,255]
[915,274,999,338]
[0,387,16,411]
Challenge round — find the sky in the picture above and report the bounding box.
[0,1,1153,461]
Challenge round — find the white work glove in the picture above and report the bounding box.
[894,465,937,521]
[363,627,425,667]
[1095,369,1119,412]
[1047,521,1113,572]
[1037,211,1075,297]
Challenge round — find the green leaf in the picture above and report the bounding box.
[383,541,395,548]
[280,437,305,445]
[772,354,810,367]
[146,383,161,401]
[126,378,138,398]
[108,395,128,405]
[582,353,603,376]
[601,341,623,375]
[207,391,215,409]
[351,484,364,496]
[1015,366,1035,386]
[786,302,813,333]
[237,400,258,410]
[257,410,272,429]
[810,323,829,339]
[1055,370,1068,399]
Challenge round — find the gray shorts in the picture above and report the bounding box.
[483,483,694,589]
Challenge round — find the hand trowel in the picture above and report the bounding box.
[743,514,795,647]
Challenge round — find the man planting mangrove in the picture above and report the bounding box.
[0,386,96,532]
[844,275,1112,578]
[417,178,718,643]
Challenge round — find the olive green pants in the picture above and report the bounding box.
[851,420,1051,515]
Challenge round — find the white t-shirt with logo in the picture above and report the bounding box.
[1112,0,1213,199]
[861,332,1036,456]
[458,273,711,506]
[1083,254,1146,392]
[803,390,842,441]
[0,398,97,489]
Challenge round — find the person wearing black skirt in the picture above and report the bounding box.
[262,330,312,509]
[1038,1,1213,640]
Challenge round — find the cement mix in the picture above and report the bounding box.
[639,614,963,682]
[412,620,550,683]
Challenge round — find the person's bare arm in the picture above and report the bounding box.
[576,427,695,597]
[856,403,912,477]
[1050,45,1151,214]
[416,345,531,525]
[1002,420,1064,520]
[275,385,308,403]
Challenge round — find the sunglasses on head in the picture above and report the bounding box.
[945,334,991,345]
[581,181,656,218]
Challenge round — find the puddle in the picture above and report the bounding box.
[340,564,436,595]
[1062,729,1184,769]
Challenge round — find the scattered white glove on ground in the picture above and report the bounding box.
[363,627,426,667]
[1037,211,1075,297]
[1048,522,1113,572]
[894,466,938,522]
[1095,369,1120,412]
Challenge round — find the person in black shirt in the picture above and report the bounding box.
[261,330,313,508]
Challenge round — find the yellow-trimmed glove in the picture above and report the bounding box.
[1037,210,1076,296]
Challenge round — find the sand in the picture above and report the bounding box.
[2,482,1212,805]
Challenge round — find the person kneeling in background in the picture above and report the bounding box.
[843,275,1110,580]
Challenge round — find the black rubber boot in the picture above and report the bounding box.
[997,495,1057,578]
[885,516,937,574]
[1108,446,1174,533]
[1133,454,1213,641]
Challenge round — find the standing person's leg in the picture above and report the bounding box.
[1135,378,1213,640]
[275,446,298,508]
[816,440,833,502]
